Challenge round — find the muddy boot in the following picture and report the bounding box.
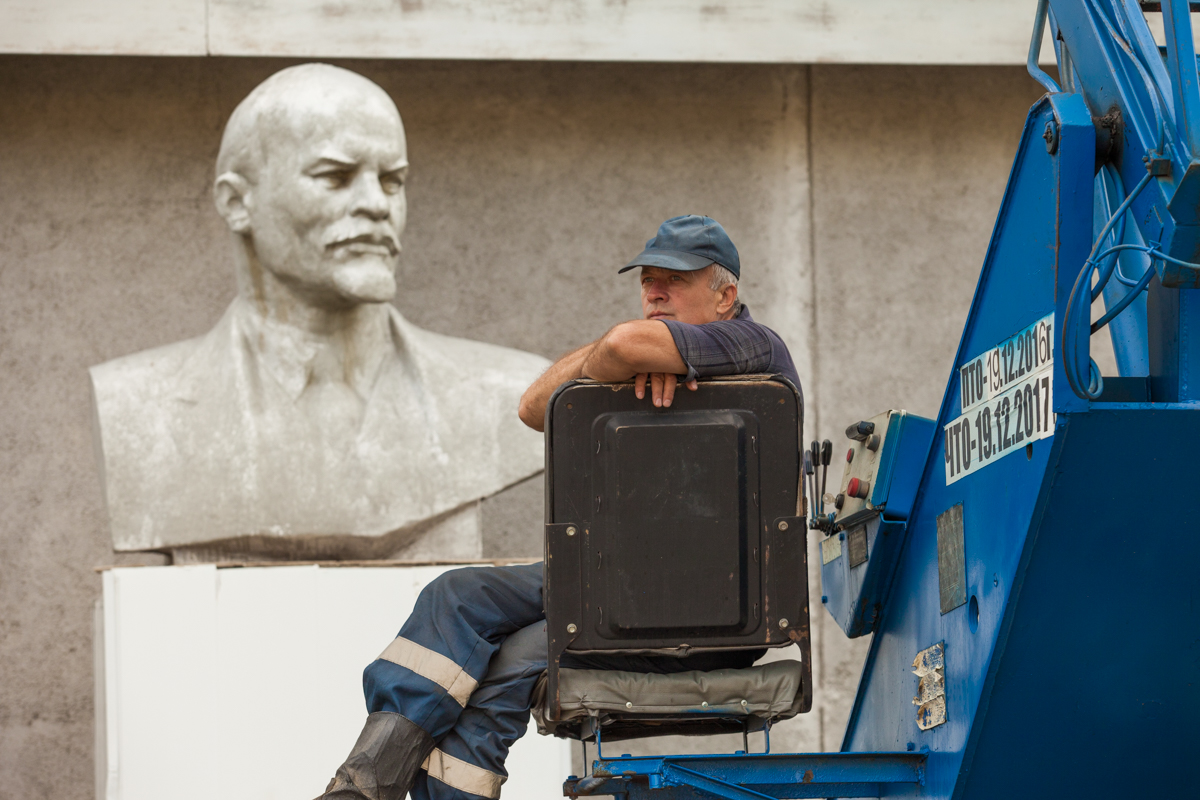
[318,711,436,800]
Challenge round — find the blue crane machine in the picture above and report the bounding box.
[565,1,1199,797]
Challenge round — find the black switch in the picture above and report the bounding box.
[845,420,876,441]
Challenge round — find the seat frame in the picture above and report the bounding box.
[541,375,812,739]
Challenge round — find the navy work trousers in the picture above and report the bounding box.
[363,562,761,799]
[364,563,546,800]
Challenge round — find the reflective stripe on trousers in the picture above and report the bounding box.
[378,637,479,707]
[422,748,505,799]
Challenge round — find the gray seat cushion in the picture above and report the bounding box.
[532,659,806,737]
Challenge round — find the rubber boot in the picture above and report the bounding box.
[319,711,436,800]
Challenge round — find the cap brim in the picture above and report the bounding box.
[618,249,714,273]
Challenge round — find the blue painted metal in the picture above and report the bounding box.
[819,516,907,638]
[565,752,926,800]
[1093,167,1151,376]
[872,412,936,520]
[1050,0,1200,285]
[1049,0,1200,400]
[1028,0,1063,94]
[833,6,1200,795]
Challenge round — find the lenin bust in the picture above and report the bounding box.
[89,64,549,559]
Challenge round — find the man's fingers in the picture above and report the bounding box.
[687,379,698,391]
[662,374,678,407]
[635,373,648,399]
[651,373,665,407]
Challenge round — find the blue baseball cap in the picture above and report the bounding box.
[618,215,741,279]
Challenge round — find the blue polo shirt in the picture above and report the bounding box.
[661,303,801,391]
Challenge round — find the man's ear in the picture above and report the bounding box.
[214,172,253,234]
[717,283,739,316]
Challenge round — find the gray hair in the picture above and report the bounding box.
[707,263,739,291]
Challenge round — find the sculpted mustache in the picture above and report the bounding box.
[326,233,400,255]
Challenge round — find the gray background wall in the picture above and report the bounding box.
[0,55,1042,797]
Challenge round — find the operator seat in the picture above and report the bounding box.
[533,375,811,742]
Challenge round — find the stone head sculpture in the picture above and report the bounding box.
[89,64,548,560]
[215,65,408,313]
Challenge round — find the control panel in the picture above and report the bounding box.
[833,409,933,529]
[818,408,934,638]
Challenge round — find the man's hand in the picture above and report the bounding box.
[634,373,698,408]
[519,319,696,431]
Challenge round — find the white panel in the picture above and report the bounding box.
[207,0,1056,64]
[0,0,206,55]
[100,564,569,800]
[103,566,220,800]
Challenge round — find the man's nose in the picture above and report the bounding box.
[644,281,668,301]
[350,172,392,221]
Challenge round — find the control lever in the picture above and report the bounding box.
[803,451,815,523]
[807,440,837,533]
[809,441,821,514]
[819,439,832,515]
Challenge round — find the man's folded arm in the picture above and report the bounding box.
[517,321,687,431]
[581,320,686,381]
[518,343,592,432]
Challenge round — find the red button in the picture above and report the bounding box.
[846,448,854,463]
[847,478,870,499]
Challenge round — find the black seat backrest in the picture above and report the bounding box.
[542,375,809,723]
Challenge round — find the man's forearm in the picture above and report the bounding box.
[517,343,594,431]
[518,320,690,430]
[581,320,686,380]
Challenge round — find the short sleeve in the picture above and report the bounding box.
[661,317,775,382]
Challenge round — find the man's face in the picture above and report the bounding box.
[247,94,408,307]
[640,266,731,325]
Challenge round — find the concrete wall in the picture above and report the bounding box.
[0,0,1059,64]
[0,55,1043,796]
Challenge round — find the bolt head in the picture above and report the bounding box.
[625,701,633,709]
[701,701,709,708]
[566,623,577,634]
[566,526,576,536]
[778,618,789,629]
[777,519,789,531]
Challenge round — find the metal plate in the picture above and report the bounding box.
[820,535,842,565]
[936,505,966,614]
[847,525,868,568]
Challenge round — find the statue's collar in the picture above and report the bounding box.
[227,297,399,402]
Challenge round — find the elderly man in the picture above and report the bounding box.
[89,65,547,558]
[320,215,800,800]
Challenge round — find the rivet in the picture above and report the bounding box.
[740,699,748,708]
[567,623,577,634]
[701,701,709,708]
[626,701,633,709]
[777,520,788,531]
[566,526,576,537]
[778,618,789,629]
